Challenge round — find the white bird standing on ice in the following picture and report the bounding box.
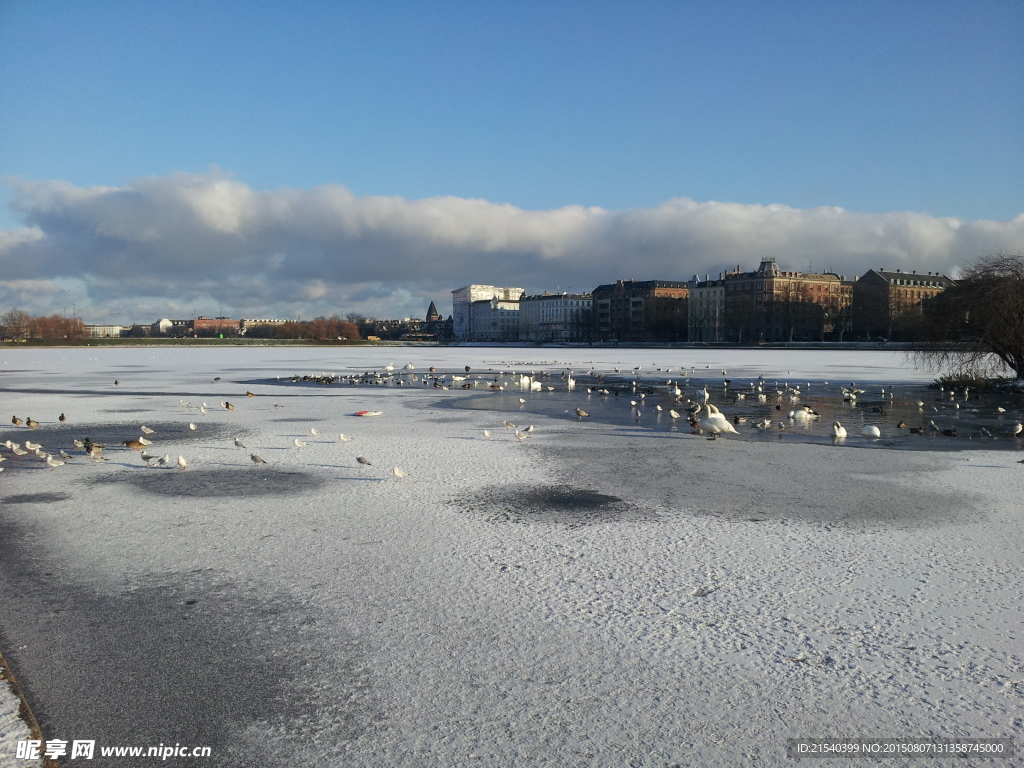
[140,425,155,434]
[393,467,408,481]
[177,455,188,470]
[251,454,267,466]
[482,430,491,438]
[294,438,307,448]
[575,408,590,419]
[234,437,246,449]
[831,422,847,439]
[338,433,351,443]
[697,404,738,436]
[189,423,197,431]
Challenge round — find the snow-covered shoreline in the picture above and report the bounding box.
[1,348,1021,767]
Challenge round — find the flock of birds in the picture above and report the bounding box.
[298,362,1024,447]
[2,392,412,481]
[3,362,1022,479]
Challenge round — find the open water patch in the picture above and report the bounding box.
[451,483,654,527]
[86,467,326,498]
[0,422,248,455]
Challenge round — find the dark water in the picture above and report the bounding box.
[449,376,1024,452]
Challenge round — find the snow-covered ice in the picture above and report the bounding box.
[0,347,1022,767]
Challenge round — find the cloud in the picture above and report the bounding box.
[2,171,1022,321]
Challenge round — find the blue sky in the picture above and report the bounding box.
[1,0,1022,321]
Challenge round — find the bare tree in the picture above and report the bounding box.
[2,308,32,339]
[914,251,1024,378]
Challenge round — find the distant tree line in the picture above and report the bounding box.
[244,315,361,340]
[1,308,85,340]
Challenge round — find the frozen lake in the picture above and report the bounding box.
[1,347,1022,767]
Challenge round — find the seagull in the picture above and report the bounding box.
[274,403,284,408]
[575,408,590,419]
[293,438,307,448]
[155,454,170,468]
[1012,424,1022,438]
[142,451,159,463]
[392,467,408,481]
[189,423,197,431]
[515,430,527,442]
[338,433,351,443]
[251,454,267,466]
[24,441,42,453]
[309,428,318,436]
[356,455,372,466]
[234,438,246,449]
[503,420,516,429]
[140,426,155,434]
[177,455,187,470]
[90,451,107,462]
[138,436,152,445]
[482,430,491,438]
[46,457,64,470]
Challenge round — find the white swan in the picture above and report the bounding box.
[831,422,847,439]
[698,404,738,435]
[861,425,881,438]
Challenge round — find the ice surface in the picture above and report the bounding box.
[0,347,1022,767]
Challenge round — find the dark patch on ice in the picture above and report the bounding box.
[0,422,246,452]
[0,518,382,767]
[86,467,326,498]
[453,484,653,526]
[2,492,71,504]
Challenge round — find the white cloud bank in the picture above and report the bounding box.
[1,171,1022,321]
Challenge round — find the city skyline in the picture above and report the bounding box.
[1,1,1021,321]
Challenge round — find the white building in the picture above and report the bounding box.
[451,284,524,340]
[84,324,126,338]
[519,292,592,342]
[468,297,520,342]
[687,275,726,342]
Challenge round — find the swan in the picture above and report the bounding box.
[831,422,847,439]
[861,425,881,438]
[697,404,738,436]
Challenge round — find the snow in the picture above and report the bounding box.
[0,347,1021,767]
[0,680,40,768]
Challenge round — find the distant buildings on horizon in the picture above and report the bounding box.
[452,258,956,344]
[14,257,954,344]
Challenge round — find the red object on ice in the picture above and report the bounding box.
[354,411,383,417]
